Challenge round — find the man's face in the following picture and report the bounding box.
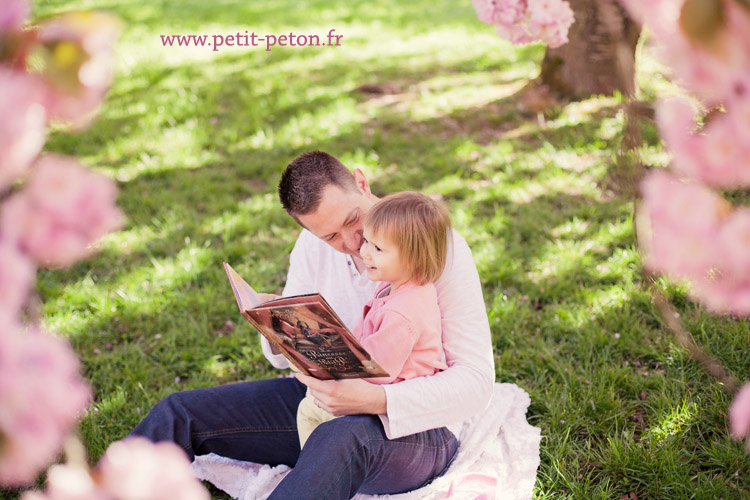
[297,184,376,257]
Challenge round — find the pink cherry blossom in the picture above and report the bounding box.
[20,463,113,500]
[0,240,35,320]
[696,115,748,184]
[727,78,750,132]
[97,437,210,500]
[729,383,750,441]
[496,23,536,46]
[0,0,30,32]
[654,97,701,179]
[40,465,108,500]
[497,0,526,25]
[0,68,48,191]
[473,0,574,48]
[36,11,121,126]
[621,0,750,104]
[638,169,750,315]
[473,0,526,25]
[656,92,750,188]
[0,324,91,486]
[472,0,500,25]
[528,15,573,48]
[640,170,725,240]
[20,438,210,500]
[638,170,726,291]
[717,209,750,280]
[527,0,568,25]
[0,155,124,268]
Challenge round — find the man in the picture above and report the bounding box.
[131,151,494,499]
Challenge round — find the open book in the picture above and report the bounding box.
[224,262,389,380]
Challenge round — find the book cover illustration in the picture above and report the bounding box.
[224,262,389,380]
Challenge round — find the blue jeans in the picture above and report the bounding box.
[130,377,458,500]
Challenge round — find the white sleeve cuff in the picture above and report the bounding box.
[260,335,291,370]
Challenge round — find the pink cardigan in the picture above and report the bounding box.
[353,281,447,384]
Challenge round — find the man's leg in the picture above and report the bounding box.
[267,415,458,500]
[130,377,307,466]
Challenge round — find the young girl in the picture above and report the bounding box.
[297,190,451,446]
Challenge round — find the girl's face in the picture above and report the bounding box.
[360,227,411,292]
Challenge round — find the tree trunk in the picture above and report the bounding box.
[538,0,641,99]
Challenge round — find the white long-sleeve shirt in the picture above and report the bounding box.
[260,228,495,439]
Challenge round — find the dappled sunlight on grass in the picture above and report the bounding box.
[203,193,278,240]
[647,401,697,444]
[94,387,129,415]
[98,212,183,256]
[275,99,362,148]
[587,285,634,317]
[202,354,239,379]
[361,77,528,122]
[43,245,214,338]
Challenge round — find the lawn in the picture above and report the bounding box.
[8,0,750,498]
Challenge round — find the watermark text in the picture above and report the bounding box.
[160,29,343,52]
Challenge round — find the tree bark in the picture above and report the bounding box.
[538,0,641,99]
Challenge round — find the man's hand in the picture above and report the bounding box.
[295,373,387,416]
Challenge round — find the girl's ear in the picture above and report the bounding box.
[353,168,372,196]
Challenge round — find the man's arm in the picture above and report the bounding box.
[381,232,495,438]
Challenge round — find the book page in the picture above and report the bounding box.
[224,262,262,311]
[249,302,389,379]
[223,262,388,380]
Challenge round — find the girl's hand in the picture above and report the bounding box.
[295,373,387,416]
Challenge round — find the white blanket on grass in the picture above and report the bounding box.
[192,383,541,500]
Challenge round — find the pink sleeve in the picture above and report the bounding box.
[379,232,495,439]
[359,311,418,385]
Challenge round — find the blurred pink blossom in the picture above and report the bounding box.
[0,240,35,320]
[638,170,750,315]
[20,438,210,500]
[36,11,121,126]
[0,68,48,191]
[474,0,525,25]
[496,23,537,46]
[0,154,124,268]
[527,0,567,24]
[656,92,750,188]
[620,0,750,104]
[717,208,750,280]
[0,324,91,486]
[0,0,30,32]
[473,0,574,48]
[97,437,210,500]
[729,383,750,442]
[21,463,111,500]
[638,171,723,294]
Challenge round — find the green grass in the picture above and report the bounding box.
[5,0,750,499]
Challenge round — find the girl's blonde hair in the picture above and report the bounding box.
[364,191,451,285]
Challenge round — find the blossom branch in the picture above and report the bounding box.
[650,285,740,393]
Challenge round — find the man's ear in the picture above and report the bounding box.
[353,168,372,196]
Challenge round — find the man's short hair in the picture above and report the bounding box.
[278,151,359,219]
